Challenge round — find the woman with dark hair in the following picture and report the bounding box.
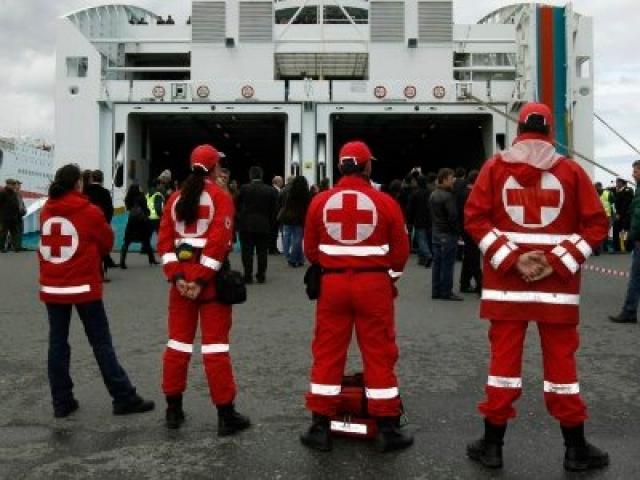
[119,184,157,268]
[38,164,154,418]
[280,176,311,267]
[157,144,251,435]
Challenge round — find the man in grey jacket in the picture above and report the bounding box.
[429,168,463,301]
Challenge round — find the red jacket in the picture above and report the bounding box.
[304,176,410,278]
[157,180,235,296]
[464,140,608,323]
[39,191,114,304]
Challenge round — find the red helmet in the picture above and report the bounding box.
[190,144,225,172]
[339,140,375,166]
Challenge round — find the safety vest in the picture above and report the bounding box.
[146,192,163,220]
[600,191,613,217]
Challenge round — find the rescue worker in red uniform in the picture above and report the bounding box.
[40,164,155,418]
[301,140,413,452]
[158,145,250,435]
[464,103,610,472]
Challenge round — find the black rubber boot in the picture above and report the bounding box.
[562,424,610,472]
[466,419,506,469]
[217,404,251,436]
[300,413,332,452]
[375,417,414,453]
[165,395,185,429]
[113,394,155,415]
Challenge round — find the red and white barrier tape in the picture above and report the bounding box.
[583,263,630,279]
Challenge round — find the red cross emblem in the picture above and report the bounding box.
[174,192,214,237]
[502,173,564,228]
[323,191,377,244]
[40,217,78,264]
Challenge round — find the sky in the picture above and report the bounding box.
[0,0,638,183]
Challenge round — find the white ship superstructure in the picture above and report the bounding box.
[56,1,594,207]
[0,137,54,201]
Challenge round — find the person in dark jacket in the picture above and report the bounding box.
[0,179,22,252]
[429,168,463,301]
[610,161,640,323]
[460,170,482,294]
[280,176,311,267]
[84,170,116,272]
[119,184,158,269]
[236,166,278,283]
[407,175,433,267]
[612,178,634,252]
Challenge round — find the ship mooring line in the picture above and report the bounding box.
[466,95,630,182]
[594,113,640,157]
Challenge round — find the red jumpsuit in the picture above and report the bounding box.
[464,137,608,427]
[157,180,237,406]
[304,175,410,417]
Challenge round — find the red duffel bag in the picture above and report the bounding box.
[330,373,406,440]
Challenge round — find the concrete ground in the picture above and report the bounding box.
[0,251,638,479]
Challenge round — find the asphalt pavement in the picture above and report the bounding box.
[0,251,638,479]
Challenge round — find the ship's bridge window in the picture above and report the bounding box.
[343,7,368,24]
[323,6,368,24]
[276,6,318,24]
[66,57,88,78]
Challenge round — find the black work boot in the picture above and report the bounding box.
[217,404,251,436]
[300,413,332,452]
[113,394,155,415]
[165,395,185,429]
[467,419,506,469]
[609,312,637,324]
[562,424,610,472]
[54,398,79,418]
[375,417,414,453]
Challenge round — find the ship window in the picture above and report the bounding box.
[454,53,471,68]
[66,57,88,78]
[577,57,590,78]
[344,7,368,24]
[324,6,348,24]
[472,71,516,81]
[472,53,515,67]
[454,71,471,81]
[292,6,318,24]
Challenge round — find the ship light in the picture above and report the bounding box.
[374,86,387,99]
[241,85,255,99]
[197,85,210,98]
[404,86,417,99]
[152,85,166,99]
[433,86,446,99]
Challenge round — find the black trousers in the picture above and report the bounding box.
[46,301,137,409]
[269,225,280,253]
[240,231,269,278]
[0,221,20,251]
[460,233,482,290]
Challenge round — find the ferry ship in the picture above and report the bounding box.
[55,1,594,208]
[0,137,54,202]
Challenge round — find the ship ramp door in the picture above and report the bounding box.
[328,113,495,187]
[118,106,300,191]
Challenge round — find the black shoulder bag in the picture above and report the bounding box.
[215,261,247,305]
[304,264,323,300]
